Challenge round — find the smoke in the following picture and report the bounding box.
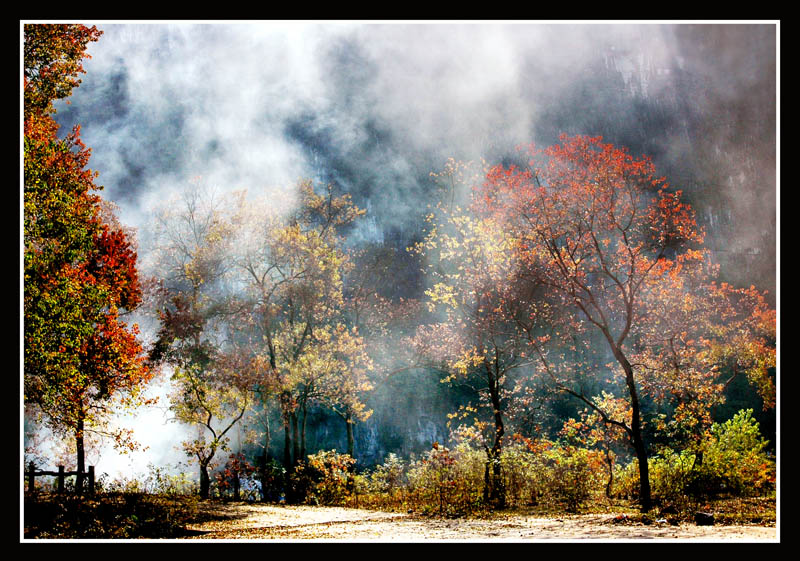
[43,21,777,477]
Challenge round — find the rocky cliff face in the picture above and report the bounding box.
[539,25,776,296]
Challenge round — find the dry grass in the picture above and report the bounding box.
[23,492,202,539]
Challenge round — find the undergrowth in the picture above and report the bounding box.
[23,492,201,539]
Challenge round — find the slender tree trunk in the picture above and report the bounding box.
[604,447,614,499]
[279,389,293,468]
[233,468,241,501]
[75,411,85,495]
[632,434,651,509]
[291,411,300,465]
[345,409,355,459]
[612,342,652,512]
[258,448,268,502]
[258,414,271,502]
[279,398,295,503]
[300,399,307,462]
[486,364,506,508]
[282,411,292,469]
[483,460,490,504]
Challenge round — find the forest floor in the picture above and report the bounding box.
[179,502,778,542]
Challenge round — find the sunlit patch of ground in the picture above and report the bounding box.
[180,503,778,541]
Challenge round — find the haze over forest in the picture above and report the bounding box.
[41,21,777,478]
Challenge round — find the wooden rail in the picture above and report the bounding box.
[26,462,95,495]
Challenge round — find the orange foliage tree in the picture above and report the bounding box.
[474,134,776,511]
[23,24,153,480]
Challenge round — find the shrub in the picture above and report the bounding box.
[257,457,286,503]
[618,409,775,508]
[142,463,197,496]
[699,409,775,496]
[647,448,698,509]
[611,459,641,501]
[361,452,406,507]
[353,453,409,510]
[502,438,606,511]
[500,440,545,507]
[345,411,773,517]
[24,492,200,539]
[543,444,604,512]
[304,450,356,506]
[213,453,258,501]
[368,452,406,495]
[406,442,485,516]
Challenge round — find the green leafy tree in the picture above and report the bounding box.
[701,409,775,496]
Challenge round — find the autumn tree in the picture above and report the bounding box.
[313,323,374,458]
[24,24,153,482]
[229,182,371,474]
[148,186,247,498]
[23,23,103,119]
[634,268,776,455]
[168,345,252,498]
[410,160,544,507]
[476,134,776,511]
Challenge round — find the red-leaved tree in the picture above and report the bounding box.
[24,24,153,483]
[475,134,775,511]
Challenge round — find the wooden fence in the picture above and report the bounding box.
[25,462,95,495]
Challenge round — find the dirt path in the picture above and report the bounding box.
[180,503,778,541]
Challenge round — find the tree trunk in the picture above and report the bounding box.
[482,460,490,504]
[75,411,85,495]
[199,460,211,499]
[604,447,614,499]
[614,343,652,512]
[258,448,268,502]
[633,433,651,511]
[258,416,272,502]
[282,411,292,469]
[488,446,505,508]
[291,411,300,465]
[345,409,355,459]
[232,469,240,501]
[300,399,307,462]
[486,364,506,508]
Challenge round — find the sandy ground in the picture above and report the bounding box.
[179,503,778,542]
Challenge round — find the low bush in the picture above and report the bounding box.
[405,442,485,516]
[212,453,260,501]
[25,409,774,538]
[613,409,775,510]
[543,444,606,512]
[699,409,775,497]
[303,450,356,506]
[350,409,774,517]
[355,453,407,509]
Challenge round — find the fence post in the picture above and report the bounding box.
[27,461,35,494]
[88,466,95,496]
[57,465,65,494]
